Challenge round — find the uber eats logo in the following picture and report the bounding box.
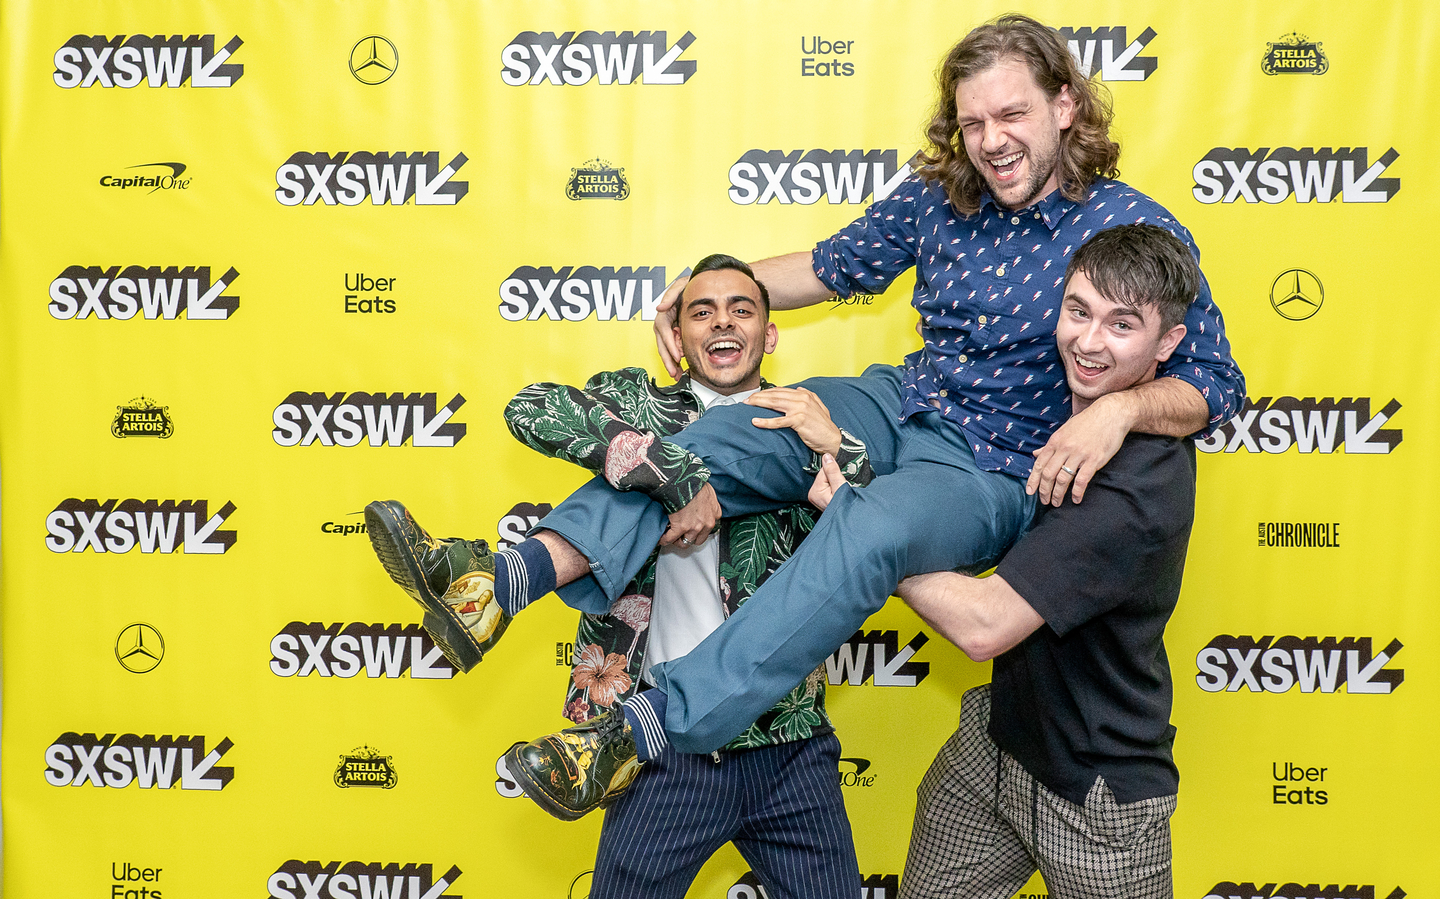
[45,499,237,554]
[499,266,667,322]
[270,622,456,679]
[1192,147,1399,204]
[44,733,234,790]
[275,152,468,206]
[728,149,912,205]
[267,862,463,899]
[53,34,243,88]
[49,265,239,320]
[272,392,466,447]
[501,31,695,85]
[1196,635,1404,695]
[1203,882,1404,899]
[826,630,930,687]
[1196,397,1402,455]
[1057,26,1157,81]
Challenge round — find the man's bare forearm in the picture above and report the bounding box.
[750,252,834,310]
[896,571,1042,663]
[1099,376,1210,438]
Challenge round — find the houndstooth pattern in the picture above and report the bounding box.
[901,685,1177,899]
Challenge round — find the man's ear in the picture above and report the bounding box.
[1154,323,1187,363]
[763,321,779,354]
[1053,84,1076,131]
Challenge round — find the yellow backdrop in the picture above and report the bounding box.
[2,2,1435,898]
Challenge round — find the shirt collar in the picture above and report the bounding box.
[979,186,1078,232]
[690,379,761,411]
[658,371,772,408]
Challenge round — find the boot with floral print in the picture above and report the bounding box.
[364,499,510,672]
[505,710,643,820]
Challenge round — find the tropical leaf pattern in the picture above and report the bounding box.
[503,366,873,751]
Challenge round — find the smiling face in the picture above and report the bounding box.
[673,268,777,395]
[1058,270,1187,413]
[955,57,1074,211]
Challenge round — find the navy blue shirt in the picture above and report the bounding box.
[812,176,1243,478]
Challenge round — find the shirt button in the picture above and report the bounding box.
[995,266,1006,277]
[958,354,968,363]
[978,315,988,325]
[1010,216,1020,225]
[1033,213,1041,219]
[939,389,948,398]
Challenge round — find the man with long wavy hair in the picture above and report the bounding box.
[430,14,1242,826]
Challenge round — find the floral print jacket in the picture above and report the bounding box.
[504,367,873,750]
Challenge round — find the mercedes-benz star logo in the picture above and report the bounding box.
[116,623,165,674]
[349,36,398,85]
[1270,269,1324,321]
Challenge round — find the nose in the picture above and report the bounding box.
[1075,320,1105,353]
[712,307,734,329]
[981,120,1005,154]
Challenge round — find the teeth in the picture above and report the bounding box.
[1075,356,1104,370]
[709,341,740,352]
[990,152,1022,168]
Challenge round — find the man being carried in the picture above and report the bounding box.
[369,255,868,898]
[814,224,1199,898]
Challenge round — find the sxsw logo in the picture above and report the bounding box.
[53,34,243,87]
[495,749,524,799]
[1196,635,1404,695]
[275,152,468,206]
[499,266,667,322]
[1192,148,1400,204]
[501,31,695,85]
[271,392,467,447]
[269,622,456,679]
[1196,397,1402,455]
[1203,882,1404,899]
[48,265,239,320]
[728,149,911,205]
[498,502,553,550]
[267,862,462,899]
[45,499,237,554]
[825,630,930,687]
[1057,26,1157,80]
[44,733,234,790]
[731,872,897,899]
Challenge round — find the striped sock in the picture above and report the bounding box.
[621,689,668,762]
[493,538,556,618]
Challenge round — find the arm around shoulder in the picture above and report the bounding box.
[895,571,1043,662]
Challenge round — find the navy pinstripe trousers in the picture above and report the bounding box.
[590,732,861,899]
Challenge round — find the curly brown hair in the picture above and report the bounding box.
[915,14,1121,215]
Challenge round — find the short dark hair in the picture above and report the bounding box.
[685,253,770,315]
[1064,224,1199,332]
[916,14,1121,215]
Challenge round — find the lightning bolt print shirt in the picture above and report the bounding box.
[812,176,1244,478]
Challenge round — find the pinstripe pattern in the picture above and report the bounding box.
[902,686,1176,899]
[591,733,860,899]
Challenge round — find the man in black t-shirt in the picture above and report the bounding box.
[810,223,1204,899]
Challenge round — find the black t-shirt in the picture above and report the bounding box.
[990,433,1196,805]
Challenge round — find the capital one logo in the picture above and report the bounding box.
[1057,26,1157,80]
[1193,148,1399,204]
[49,265,239,320]
[1196,635,1404,695]
[266,862,462,899]
[44,733,234,790]
[1196,397,1401,455]
[275,152,468,206]
[826,630,930,687]
[501,31,695,85]
[53,34,243,87]
[272,392,467,447]
[728,149,912,205]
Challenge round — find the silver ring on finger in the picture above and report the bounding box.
[1060,466,1076,476]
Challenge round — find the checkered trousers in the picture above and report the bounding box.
[901,685,1177,899]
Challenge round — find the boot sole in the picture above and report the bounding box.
[503,741,589,822]
[365,500,483,671]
